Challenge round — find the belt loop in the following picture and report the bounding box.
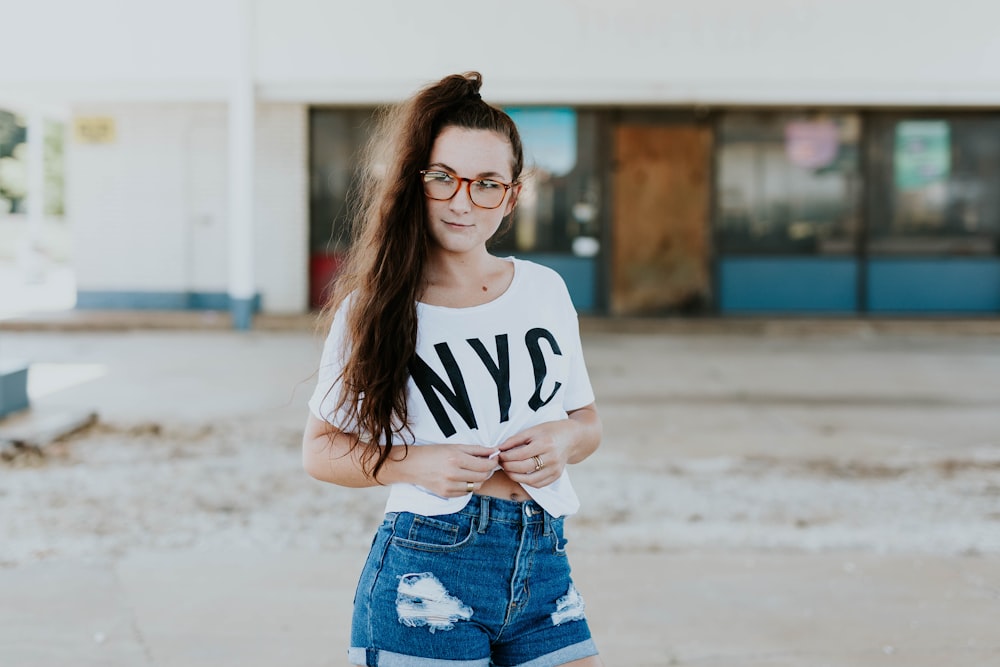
[542,507,552,536]
[477,495,490,533]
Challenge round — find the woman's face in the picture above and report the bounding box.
[423,126,519,258]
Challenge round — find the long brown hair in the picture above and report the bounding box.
[321,71,525,479]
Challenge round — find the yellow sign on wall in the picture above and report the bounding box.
[73,117,117,144]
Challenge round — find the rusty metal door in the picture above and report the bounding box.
[611,124,712,315]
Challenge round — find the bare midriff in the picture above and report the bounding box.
[478,469,530,502]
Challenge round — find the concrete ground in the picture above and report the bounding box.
[1,316,999,666]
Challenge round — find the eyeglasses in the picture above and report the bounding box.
[420,170,515,210]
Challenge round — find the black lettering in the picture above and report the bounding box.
[525,328,563,411]
[467,335,511,423]
[409,343,478,437]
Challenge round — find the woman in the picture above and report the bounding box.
[303,71,603,667]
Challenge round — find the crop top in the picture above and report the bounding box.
[307,257,595,517]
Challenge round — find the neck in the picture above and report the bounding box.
[423,248,498,286]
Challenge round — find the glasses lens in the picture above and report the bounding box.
[422,172,458,200]
[470,180,506,209]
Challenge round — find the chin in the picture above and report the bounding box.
[431,229,483,252]
[434,241,480,255]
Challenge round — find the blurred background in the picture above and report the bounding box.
[2,2,1000,665]
[2,0,999,325]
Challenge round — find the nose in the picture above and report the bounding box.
[448,181,474,213]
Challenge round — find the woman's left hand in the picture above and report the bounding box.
[498,404,601,488]
[496,419,579,488]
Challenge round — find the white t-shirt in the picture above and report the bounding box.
[308,257,595,517]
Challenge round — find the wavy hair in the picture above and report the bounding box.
[321,71,525,479]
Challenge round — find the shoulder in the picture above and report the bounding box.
[318,290,359,342]
[511,256,558,279]
[506,257,578,318]
[511,257,569,290]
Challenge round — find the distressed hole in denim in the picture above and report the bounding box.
[396,572,473,633]
[551,583,586,625]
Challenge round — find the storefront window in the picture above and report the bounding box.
[309,109,374,255]
[717,113,861,254]
[869,116,1000,255]
[0,110,28,215]
[493,108,602,257]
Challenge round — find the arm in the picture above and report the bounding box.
[302,413,500,497]
[564,403,602,464]
[496,402,602,488]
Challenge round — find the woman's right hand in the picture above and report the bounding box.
[389,444,500,498]
[303,414,498,495]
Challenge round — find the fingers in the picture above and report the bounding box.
[499,451,548,476]
[497,437,562,485]
[453,447,501,474]
[501,461,560,488]
[442,447,501,497]
[498,433,530,452]
[429,480,480,499]
[431,468,489,499]
[404,444,501,498]
[497,421,575,484]
[497,437,549,471]
[498,440,561,482]
[504,457,562,482]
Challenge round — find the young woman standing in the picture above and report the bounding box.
[303,71,604,667]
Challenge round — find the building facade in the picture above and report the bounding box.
[3,0,999,321]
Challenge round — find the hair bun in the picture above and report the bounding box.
[461,71,483,101]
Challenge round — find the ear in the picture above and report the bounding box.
[503,183,522,217]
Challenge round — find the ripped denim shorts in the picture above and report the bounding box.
[348,494,598,667]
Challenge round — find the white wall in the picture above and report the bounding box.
[254,104,308,314]
[5,1,1000,107]
[69,102,308,311]
[257,0,1000,106]
[69,104,211,292]
[0,0,234,104]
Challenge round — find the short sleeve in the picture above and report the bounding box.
[558,284,595,412]
[307,299,359,431]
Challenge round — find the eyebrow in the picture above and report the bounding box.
[427,162,510,181]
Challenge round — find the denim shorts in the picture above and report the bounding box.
[349,495,598,667]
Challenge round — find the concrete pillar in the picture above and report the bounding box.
[228,0,256,330]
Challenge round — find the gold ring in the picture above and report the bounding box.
[466,481,475,493]
[532,455,544,471]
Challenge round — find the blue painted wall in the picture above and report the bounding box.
[868,258,1000,313]
[76,291,262,312]
[719,257,859,313]
[71,258,1000,316]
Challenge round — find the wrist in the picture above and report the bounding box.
[565,406,601,465]
[374,444,413,486]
